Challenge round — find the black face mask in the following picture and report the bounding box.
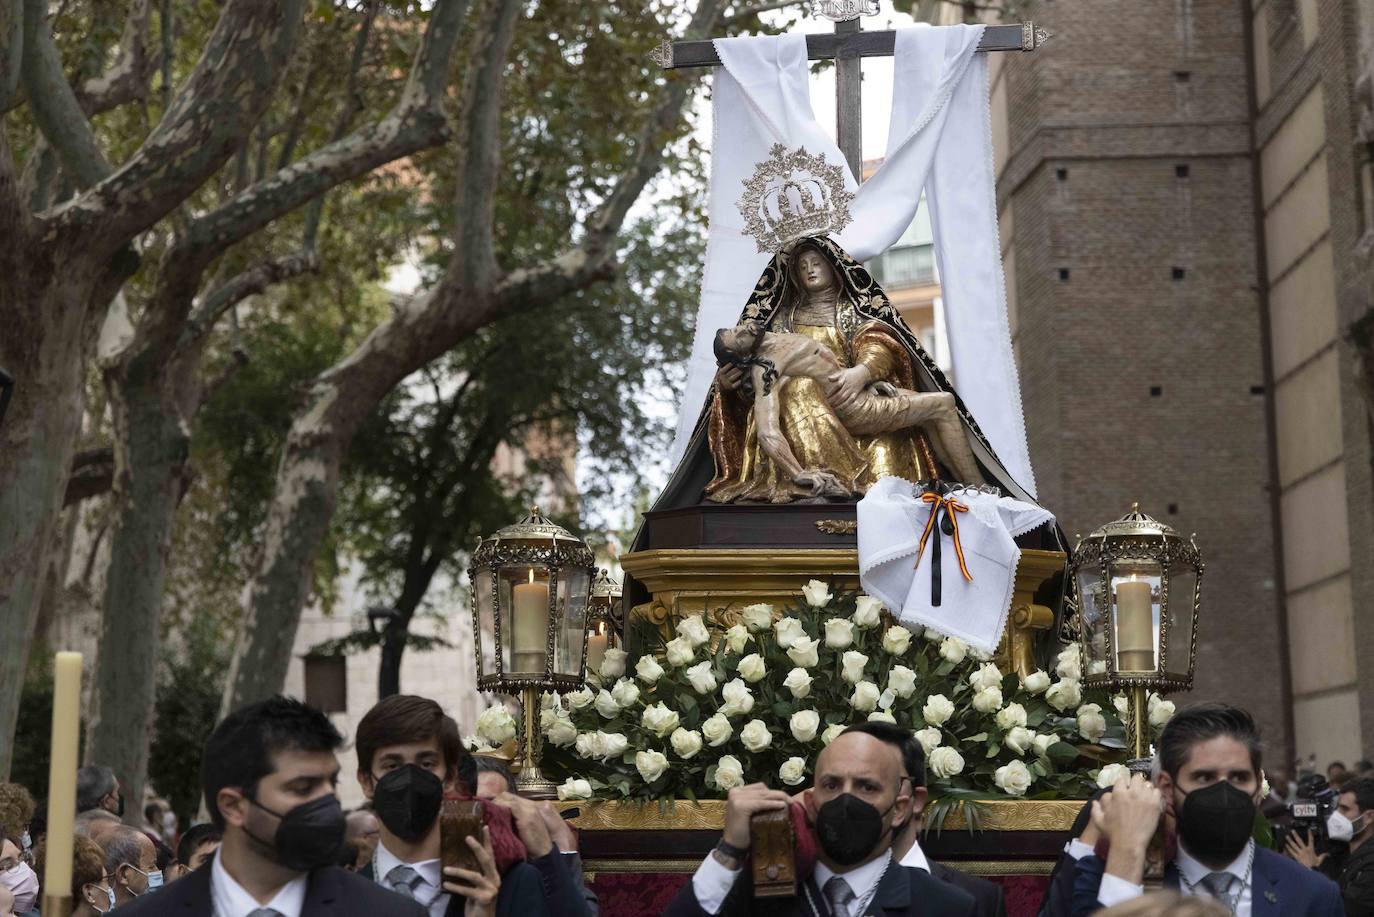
[1176,781,1256,864]
[371,764,444,842]
[245,793,346,872]
[815,793,903,866]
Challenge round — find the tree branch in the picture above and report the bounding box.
[64,446,115,506]
[0,0,21,112]
[20,0,112,189]
[181,249,320,347]
[74,0,155,116]
[722,0,811,26]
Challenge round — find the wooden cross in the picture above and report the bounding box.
[652,7,1047,181]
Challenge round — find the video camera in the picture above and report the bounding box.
[1275,773,1340,854]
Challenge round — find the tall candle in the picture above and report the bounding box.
[44,652,83,899]
[586,625,609,674]
[512,571,549,673]
[1115,579,1154,672]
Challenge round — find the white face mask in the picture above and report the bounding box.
[1328,811,1355,842]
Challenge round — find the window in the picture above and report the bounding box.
[869,243,935,289]
[303,655,347,713]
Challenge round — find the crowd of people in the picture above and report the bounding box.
[0,697,1367,916]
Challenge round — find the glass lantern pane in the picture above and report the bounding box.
[474,568,495,680]
[500,565,551,675]
[1165,565,1198,678]
[554,568,592,679]
[1109,562,1163,674]
[1075,564,1109,674]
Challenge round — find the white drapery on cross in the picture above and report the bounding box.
[669,24,1036,497]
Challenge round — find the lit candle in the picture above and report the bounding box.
[1115,577,1155,672]
[44,652,83,900]
[586,623,608,674]
[512,570,549,673]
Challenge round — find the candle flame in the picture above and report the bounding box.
[528,569,535,585]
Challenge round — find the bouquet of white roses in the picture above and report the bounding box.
[539,582,1171,803]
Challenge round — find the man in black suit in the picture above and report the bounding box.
[117,695,501,917]
[664,723,978,916]
[874,725,1007,917]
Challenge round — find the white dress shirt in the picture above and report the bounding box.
[1098,840,1255,916]
[374,842,449,917]
[691,850,894,916]
[897,839,930,872]
[210,849,308,917]
[813,853,895,916]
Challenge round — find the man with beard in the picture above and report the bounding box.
[664,725,977,916]
[114,696,447,917]
[1072,704,1343,916]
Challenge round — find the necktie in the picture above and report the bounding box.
[823,875,855,917]
[1200,871,1240,913]
[386,864,425,900]
[246,910,283,917]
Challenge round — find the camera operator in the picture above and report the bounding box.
[1286,777,1374,915]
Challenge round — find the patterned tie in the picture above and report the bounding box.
[1200,871,1240,913]
[386,864,425,900]
[823,875,856,917]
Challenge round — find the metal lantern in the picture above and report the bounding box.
[585,568,623,678]
[1070,504,1204,764]
[469,506,594,796]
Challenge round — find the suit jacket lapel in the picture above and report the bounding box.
[870,863,910,916]
[1249,850,1281,917]
[302,867,340,917]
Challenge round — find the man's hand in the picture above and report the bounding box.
[443,827,501,917]
[828,365,871,409]
[722,783,792,850]
[495,791,554,858]
[536,802,578,853]
[715,364,747,393]
[1093,774,1162,887]
[1284,830,1329,869]
[870,380,897,397]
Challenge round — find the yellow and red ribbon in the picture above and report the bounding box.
[914,491,972,605]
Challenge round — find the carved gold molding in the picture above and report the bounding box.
[556,799,1080,832]
[815,519,858,535]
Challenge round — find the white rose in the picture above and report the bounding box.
[714,755,745,790]
[574,732,601,759]
[850,680,880,712]
[923,694,955,726]
[557,778,593,800]
[1113,694,1129,717]
[928,746,966,778]
[790,709,821,742]
[635,654,665,685]
[636,750,669,783]
[640,703,680,738]
[869,709,897,723]
[676,614,711,648]
[841,650,869,684]
[594,690,621,719]
[882,626,913,655]
[787,637,820,669]
[1021,670,1051,694]
[773,617,808,649]
[1055,644,1082,681]
[994,759,1034,797]
[923,627,946,643]
[545,710,578,748]
[610,678,640,708]
[914,727,943,754]
[743,603,774,632]
[720,678,755,717]
[702,713,733,746]
[665,636,695,667]
[887,665,917,699]
[685,661,717,695]
[475,706,517,745]
[599,647,628,680]
[783,667,813,699]
[565,686,594,710]
[779,757,807,786]
[1032,732,1060,757]
[737,653,767,683]
[995,702,1028,731]
[972,685,1003,713]
[1097,763,1132,788]
[853,595,884,627]
[969,662,1003,691]
[740,719,772,752]
[1046,679,1082,712]
[599,732,629,759]
[671,727,704,759]
[823,617,856,649]
[725,624,750,654]
[1149,699,1176,727]
[1077,703,1107,742]
[802,579,832,608]
[1004,725,1033,754]
[940,636,968,664]
[820,723,846,746]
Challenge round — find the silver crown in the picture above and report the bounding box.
[737,144,854,254]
